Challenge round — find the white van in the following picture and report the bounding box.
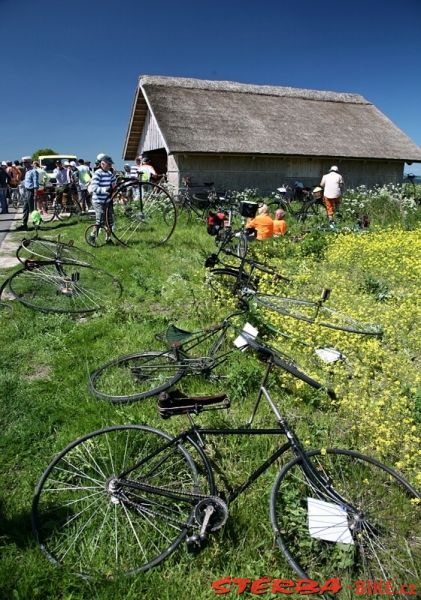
[38,154,77,183]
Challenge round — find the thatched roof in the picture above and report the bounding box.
[123,76,421,162]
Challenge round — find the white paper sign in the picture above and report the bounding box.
[315,347,344,363]
[307,497,354,544]
[234,323,258,351]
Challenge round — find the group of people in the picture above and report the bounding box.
[247,205,288,240]
[1,153,345,235]
[0,153,158,232]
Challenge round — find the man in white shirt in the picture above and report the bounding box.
[320,165,344,226]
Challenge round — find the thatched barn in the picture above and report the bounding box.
[123,75,421,192]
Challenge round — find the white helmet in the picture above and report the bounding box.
[330,165,339,172]
[96,153,106,161]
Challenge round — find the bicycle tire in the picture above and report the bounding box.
[207,268,256,298]
[270,448,420,598]
[8,261,122,314]
[110,181,177,246]
[17,237,95,265]
[89,350,186,402]
[254,295,383,336]
[174,194,193,226]
[84,224,108,248]
[32,424,213,577]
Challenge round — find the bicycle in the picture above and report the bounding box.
[16,235,95,266]
[1,255,122,314]
[9,185,25,211]
[38,185,95,223]
[32,328,421,588]
[175,177,233,226]
[88,309,333,403]
[206,259,383,336]
[105,179,177,246]
[269,185,326,222]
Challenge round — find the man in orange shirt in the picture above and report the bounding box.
[247,204,274,240]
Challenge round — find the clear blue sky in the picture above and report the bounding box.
[2,0,421,174]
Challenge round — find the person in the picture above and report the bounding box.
[140,156,159,182]
[34,161,49,213]
[320,165,344,226]
[130,156,159,182]
[0,163,10,214]
[15,160,39,230]
[273,208,287,236]
[246,204,274,240]
[54,161,75,209]
[77,159,91,211]
[88,155,117,245]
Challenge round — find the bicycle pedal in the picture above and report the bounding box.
[186,534,204,554]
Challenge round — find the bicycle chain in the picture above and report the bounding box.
[117,478,223,530]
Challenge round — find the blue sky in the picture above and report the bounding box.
[1,0,421,174]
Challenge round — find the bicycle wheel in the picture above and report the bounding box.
[295,199,325,222]
[36,191,56,223]
[17,237,95,265]
[89,350,185,402]
[254,295,383,336]
[7,261,122,314]
[270,448,420,598]
[174,194,192,226]
[84,224,108,248]
[32,425,213,577]
[111,182,177,246]
[207,268,256,298]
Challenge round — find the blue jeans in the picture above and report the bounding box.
[0,187,8,213]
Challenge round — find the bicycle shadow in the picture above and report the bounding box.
[0,498,32,550]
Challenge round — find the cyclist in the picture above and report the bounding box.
[88,155,117,246]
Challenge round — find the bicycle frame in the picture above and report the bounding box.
[160,311,244,373]
[117,355,352,511]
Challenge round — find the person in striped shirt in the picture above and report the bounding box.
[89,155,117,245]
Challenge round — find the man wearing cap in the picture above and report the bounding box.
[320,165,344,226]
[88,155,117,245]
[15,160,39,230]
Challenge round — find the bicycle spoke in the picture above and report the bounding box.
[33,425,211,576]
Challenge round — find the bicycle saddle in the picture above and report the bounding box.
[158,389,230,418]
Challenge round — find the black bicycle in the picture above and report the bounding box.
[269,185,325,222]
[107,179,177,246]
[33,330,420,591]
[175,177,233,225]
[88,310,331,403]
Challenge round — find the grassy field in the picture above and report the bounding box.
[0,197,420,600]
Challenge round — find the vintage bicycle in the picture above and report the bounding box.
[88,309,332,403]
[32,328,420,592]
[1,239,122,314]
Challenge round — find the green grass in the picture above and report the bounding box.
[0,212,420,600]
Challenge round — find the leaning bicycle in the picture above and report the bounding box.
[33,329,420,592]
